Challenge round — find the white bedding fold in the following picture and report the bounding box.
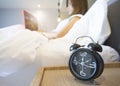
[0,25,48,77]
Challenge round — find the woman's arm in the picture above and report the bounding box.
[56,16,80,38]
[42,16,80,39]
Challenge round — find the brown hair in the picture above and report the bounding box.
[66,0,88,15]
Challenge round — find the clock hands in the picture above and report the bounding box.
[80,56,86,76]
[83,62,96,69]
[72,55,96,77]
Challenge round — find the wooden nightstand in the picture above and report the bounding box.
[31,62,120,86]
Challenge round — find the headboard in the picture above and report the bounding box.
[104,0,120,54]
[23,10,38,31]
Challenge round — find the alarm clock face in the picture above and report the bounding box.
[69,49,99,80]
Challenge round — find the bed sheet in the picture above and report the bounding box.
[36,38,120,67]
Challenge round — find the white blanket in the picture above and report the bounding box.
[0,24,48,77]
[0,24,119,77]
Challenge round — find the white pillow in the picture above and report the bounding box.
[100,45,120,62]
[63,0,111,44]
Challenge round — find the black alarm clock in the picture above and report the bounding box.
[69,36,104,81]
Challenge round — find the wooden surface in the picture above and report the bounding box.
[30,62,120,86]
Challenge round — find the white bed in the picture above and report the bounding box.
[0,0,120,86]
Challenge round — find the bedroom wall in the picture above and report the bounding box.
[0,8,23,28]
[0,8,58,31]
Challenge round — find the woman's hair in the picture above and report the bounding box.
[66,0,88,15]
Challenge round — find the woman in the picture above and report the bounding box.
[42,0,88,39]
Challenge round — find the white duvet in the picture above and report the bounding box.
[0,24,119,77]
[0,24,48,77]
